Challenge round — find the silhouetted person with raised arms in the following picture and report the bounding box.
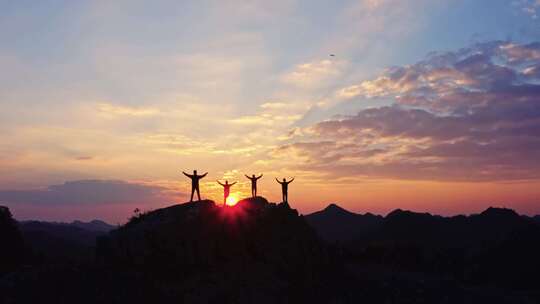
[245,174,263,197]
[182,170,207,202]
[276,177,294,203]
[217,180,236,205]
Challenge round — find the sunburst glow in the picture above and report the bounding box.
[226,195,239,206]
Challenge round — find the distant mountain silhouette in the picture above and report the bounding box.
[70,219,115,232]
[19,219,114,233]
[306,204,538,245]
[18,220,114,262]
[305,204,540,294]
[377,206,537,247]
[305,203,382,242]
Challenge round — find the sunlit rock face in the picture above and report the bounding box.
[96,197,337,302]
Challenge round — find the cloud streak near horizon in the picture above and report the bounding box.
[0,180,177,205]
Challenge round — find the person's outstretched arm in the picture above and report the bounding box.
[182,171,192,178]
[257,174,263,179]
[200,172,208,178]
[217,181,224,186]
[231,182,237,186]
[287,177,295,184]
[275,178,281,184]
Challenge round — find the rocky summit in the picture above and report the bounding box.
[96,197,339,303]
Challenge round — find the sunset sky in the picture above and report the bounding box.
[1,0,540,223]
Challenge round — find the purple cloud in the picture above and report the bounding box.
[0,180,176,205]
[275,41,540,182]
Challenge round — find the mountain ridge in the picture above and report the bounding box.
[19,219,115,232]
[305,204,540,243]
[305,203,382,242]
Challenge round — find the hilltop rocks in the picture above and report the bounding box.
[96,197,336,303]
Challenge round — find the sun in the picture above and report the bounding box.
[226,195,239,206]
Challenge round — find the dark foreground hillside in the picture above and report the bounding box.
[96,197,340,303]
[0,198,345,303]
[2,200,540,303]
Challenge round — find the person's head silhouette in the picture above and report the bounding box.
[282,178,286,182]
[225,180,229,185]
[194,170,197,175]
[252,174,256,178]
